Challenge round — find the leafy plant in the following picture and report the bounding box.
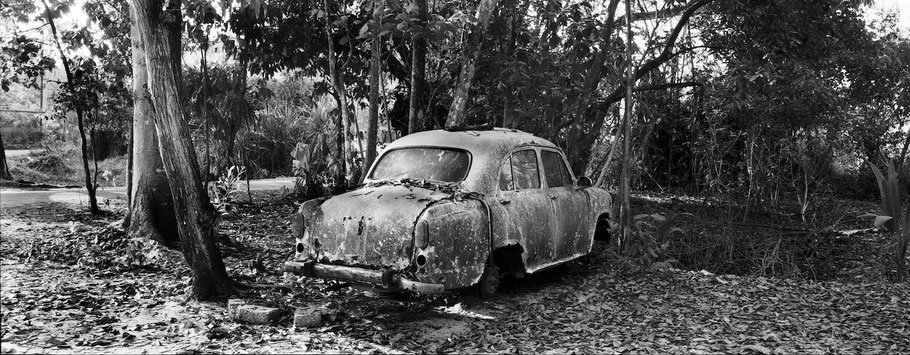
[864,160,910,282]
[617,212,690,272]
[209,165,246,217]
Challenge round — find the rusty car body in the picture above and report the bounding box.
[284,128,612,295]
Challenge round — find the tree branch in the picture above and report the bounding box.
[671,44,724,57]
[615,1,693,24]
[633,81,702,92]
[598,0,713,109]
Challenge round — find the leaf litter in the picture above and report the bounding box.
[1,192,908,353]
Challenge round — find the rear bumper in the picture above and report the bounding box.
[284,260,445,294]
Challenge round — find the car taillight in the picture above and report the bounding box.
[414,220,429,249]
[291,213,305,238]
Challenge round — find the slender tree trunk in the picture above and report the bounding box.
[898,128,910,169]
[130,0,235,299]
[619,0,634,254]
[43,0,99,214]
[0,133,11,180]
[445,0,500,128]
[362,1,382,182]
[126,111,134,206]
[127,5,180,248]
[407,0,428,134]
[225,57,249,172]
[324,0,349,191]
[202,39,211,185]
[76,109,99,214]
[595,122,624,188]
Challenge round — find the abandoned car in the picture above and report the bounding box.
[284,128,612,296]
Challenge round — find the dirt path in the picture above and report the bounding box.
[0,177,295,208]
[4,149,44,158]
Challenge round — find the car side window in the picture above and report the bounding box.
[541,150,573,188]
[510,150,541,190]
[498,156,514,191]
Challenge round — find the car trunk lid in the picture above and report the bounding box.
[307,184,450,268]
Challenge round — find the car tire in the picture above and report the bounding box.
[478,264,500,298]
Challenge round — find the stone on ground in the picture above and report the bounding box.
[229,299,283,325]
[294,307,324,328]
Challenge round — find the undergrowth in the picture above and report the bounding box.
[6,146,128,187]
[625,191,890,281]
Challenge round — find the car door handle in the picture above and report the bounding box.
[500,199,511,205]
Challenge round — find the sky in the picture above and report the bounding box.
[872,0,910,31]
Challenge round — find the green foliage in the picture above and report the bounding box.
[0,35,56,91]
[295,95,342,187]
[615,212,689,272]
[7,146,127,187]
[25,152,72,176]
[0,116,45,149]
[209,165,245,216]
[183,63,269,177]
[866,160,910,282]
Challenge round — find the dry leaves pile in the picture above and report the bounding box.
[1,193,908,354]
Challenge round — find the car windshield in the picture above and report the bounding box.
[370,148,471,183]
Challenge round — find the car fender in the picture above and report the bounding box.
[411,199,490,289]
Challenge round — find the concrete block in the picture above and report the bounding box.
[234,304,283,324]
[293,307,323,328]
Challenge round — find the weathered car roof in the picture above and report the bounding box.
[385,128,557,154]
[368,128,560,195]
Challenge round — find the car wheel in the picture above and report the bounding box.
[478,264,500,298]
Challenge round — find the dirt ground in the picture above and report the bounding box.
[1,191,908,353]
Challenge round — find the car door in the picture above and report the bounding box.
[540,149,592,261]
[493,148,555,272]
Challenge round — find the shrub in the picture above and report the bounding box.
[25,153,72,176]
[866,160,910,282]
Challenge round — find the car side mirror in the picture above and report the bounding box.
[577,176,593,187]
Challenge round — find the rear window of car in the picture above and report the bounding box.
[370,148,471,183]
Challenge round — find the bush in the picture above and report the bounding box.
[25,153,72,176]
[0,116,44,149]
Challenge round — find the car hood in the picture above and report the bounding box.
[303,183,452,269]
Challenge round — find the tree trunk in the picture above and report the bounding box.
[898,128,910,169]
[127,5,180,249]
[619,0,634,254]
[43,0,100,214]
[560,0,711,173]
[363,1,382,182]
[407,0,428,134]
[127,110,134,206]
[130,0,235,300]
[0,132,11,180]
[595,122,624,188]
[324,0,349,191]
[202,38,211,184]
[445,0,500,128]
[573,0,620,124]
[76,109,99,214]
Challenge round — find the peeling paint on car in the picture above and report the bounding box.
[286,128,612,293]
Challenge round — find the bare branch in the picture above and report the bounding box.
[598,0,713,108]
[615,1,694,24]
[633,81,702,92]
